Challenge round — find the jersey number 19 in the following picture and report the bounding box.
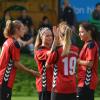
[62,57,76,76]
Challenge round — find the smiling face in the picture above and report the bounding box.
[79,26,91,42]
[40,28,53,48]
[15,23,25,38]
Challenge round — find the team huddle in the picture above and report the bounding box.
[0,20,99,100]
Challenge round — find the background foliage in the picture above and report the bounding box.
[13,53,38,96]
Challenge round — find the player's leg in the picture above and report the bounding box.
[51,92,63,100]
[0,85,12,100]
[77,87,94,100]
[38,91,51,100]
[51,92,76,100]
[68,93,77,100]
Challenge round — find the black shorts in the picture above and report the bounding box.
[0,85,12,100]
[77,87,94,100]
[38,91,51,100]
[51,92,76,100]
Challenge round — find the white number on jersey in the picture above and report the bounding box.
[62,57,76,75]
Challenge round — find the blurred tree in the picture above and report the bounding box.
[5,5,27,11]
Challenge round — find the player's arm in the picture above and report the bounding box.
[17,38,33,47]
[11,41,40,77]
[45,51,57,68]
[50,26,59,53]
[14,61,40,77]
[25,38,33,45]
[45,26,59,68]
[35,49,48,61]
[77,59,93,68]
[77,42,95,68]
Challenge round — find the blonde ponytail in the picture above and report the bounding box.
[61,26,72,56]
[3,20,12,38]
[3,20,22,38]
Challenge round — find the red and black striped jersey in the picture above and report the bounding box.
[34,46,53,92]
[0,37,20,88]
[46,45,79,94]
[78,40,99,90]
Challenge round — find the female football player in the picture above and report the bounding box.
[0,20,40,100]
[77,22,99,100]
[45,21,79,100]
[34,27,53,100]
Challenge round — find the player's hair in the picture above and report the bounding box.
[34,27,53,50]
[96,2,100,7]
[59,21,67,27]
[58,21,72,56]
[3,20,22,38]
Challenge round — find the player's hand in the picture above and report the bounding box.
[77,58,80,64]
[31,70,40,77]
[53,26,57,36]
[53,26,59,39]
[22,41,27,47]
[53,26,60,46]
